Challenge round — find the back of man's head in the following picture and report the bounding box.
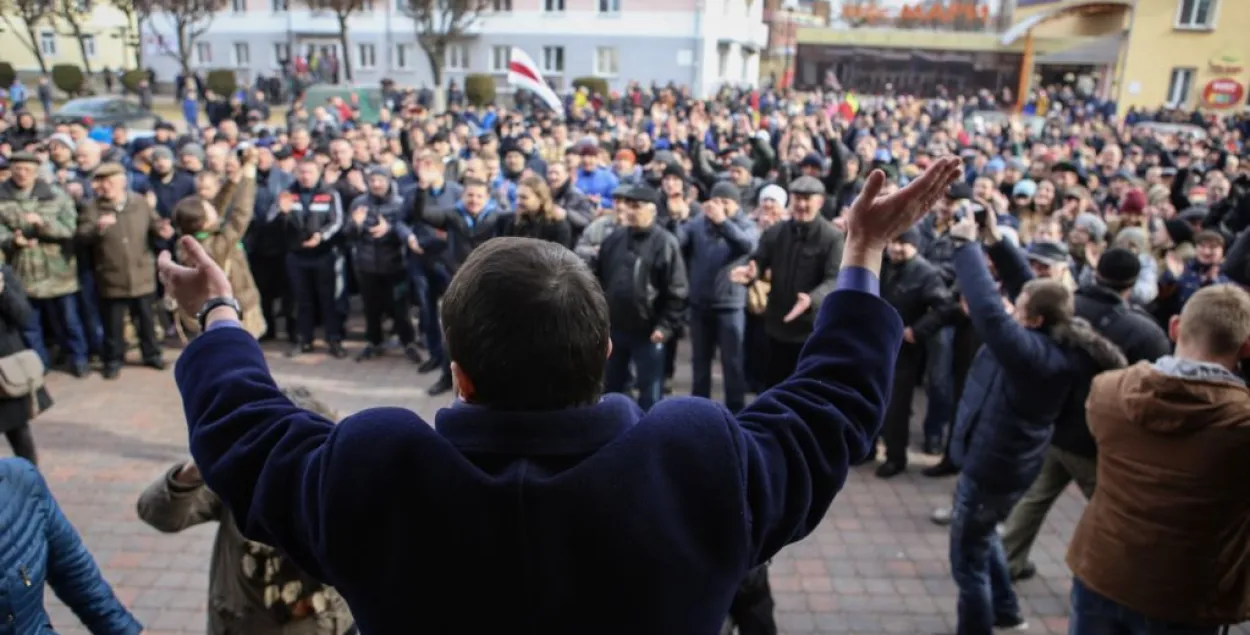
[441,237,609,410]
[1176,284,1250,361]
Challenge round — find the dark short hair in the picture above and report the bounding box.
[462,177,489,191]
[441,237,609,410]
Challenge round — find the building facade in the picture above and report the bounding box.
[142,0,768,97]
[0,4,138,75]
[794,0,1250,114]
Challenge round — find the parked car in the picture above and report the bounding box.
[52,97,157,129]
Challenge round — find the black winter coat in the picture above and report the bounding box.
[594,224,689,338]
[881,255,959,339]
[345,185,408,275]
[750,219,844,343]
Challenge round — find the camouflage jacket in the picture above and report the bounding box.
[0,179,79,298]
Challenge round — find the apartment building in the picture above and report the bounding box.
[0,3,137,74]
[143,0,768,97]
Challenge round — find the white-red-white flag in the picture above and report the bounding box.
[508,47,565,118]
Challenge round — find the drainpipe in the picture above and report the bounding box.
[1111,0,1138,114]
[692,0,703,98]
[384,0,392,79]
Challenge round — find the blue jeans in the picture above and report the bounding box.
[604,330,664,411]
[949,476,1023,635]
[922,326,954,440]
[689,307,747,411]
[410,261,451,366]
[77,264,104,356]
[25,294,88,366]
[1069,578,1220,635]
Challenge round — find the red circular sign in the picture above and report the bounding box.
[1202,78,1245,109]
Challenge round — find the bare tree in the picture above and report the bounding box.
[298,0,369,82]
[155,0,225,76]
[403,0,493,88]
[111,0,157,68]
[0,0,55,72]
[53,0,96,74]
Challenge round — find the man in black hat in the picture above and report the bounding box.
[874,226,958,479]
[1001,246,1169,581]
[594,184,688,411]
[731,175,844,387]
[1024,239,1073,283]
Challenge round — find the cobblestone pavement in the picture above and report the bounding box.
[2,338,1215,635]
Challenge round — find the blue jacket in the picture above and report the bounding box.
[947,242,1084,495]
[575,166,619,209]
[174,271,900,634]
[678,212,758,310]
[0,459,142,635]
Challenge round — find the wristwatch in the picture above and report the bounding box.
[196,296,242,331]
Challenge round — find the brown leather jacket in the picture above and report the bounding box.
[1067,361,1250,627]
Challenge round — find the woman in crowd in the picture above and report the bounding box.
[0,264,52,464]
[0,456,142,634]
[508,174,574,248]
[136,385,355,635]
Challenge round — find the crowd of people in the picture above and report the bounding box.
[0,76,1248,635]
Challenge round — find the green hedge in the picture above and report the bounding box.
[205,69,237,97]
[0,63,15,93]
[571,76,609,97]
[120,69,147,93]
[51,64,86,96]
[464,73,496,107]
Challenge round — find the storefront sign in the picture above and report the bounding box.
[1201,78,1245,109]
[1209,52,1244,75]
[841,1,990,29]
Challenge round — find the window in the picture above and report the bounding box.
[1175,0,1217,28]
[195,41,212,65]
[233,42,250,67]
[39,31,57,57]
[230,0,244,11]
[273,42,290,66]
[358,43,376,69]
[81,34,96,58]
[271,0,288,9]
[492,0,511,10]
[542,45,564,73]
[598,0,619,12]
[446,44,469,71]
[491,45,510,72]
[394,43,411,70]
[543,0,564,12]
[593,46,618,76]
[1166,67,1196,106]
[717,49,728,77]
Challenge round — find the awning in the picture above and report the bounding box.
[1036,33,1123,66]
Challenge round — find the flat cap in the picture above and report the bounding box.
[8,151,40,165]
[616,184,658,204]
[1026,240,1068,266]
[709,181,741,202]
[92,162,125,179]
[788,176,825,195]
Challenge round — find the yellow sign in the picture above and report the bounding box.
[1210,52,1243,74]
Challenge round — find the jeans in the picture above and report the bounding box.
[604,330,665,411]
[689,308,747,411]
[411,261,451,366]
[922,326,954,440]
[949,476,1023,635]
[24,294,89,366]
[357,271,413,347]
[76,265,104,356]
[1069,578,1221,635]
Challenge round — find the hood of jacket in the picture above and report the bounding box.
[1097,360,1250,435]
[1050,316,1129,374]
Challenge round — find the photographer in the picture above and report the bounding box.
[944,210,1122,635]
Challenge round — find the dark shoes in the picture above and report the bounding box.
[71,361,90,378]
[287,343,314,358]
[1010,562,1037,582]
[355,345,382,362]
[995,615,1029,631]
[328,341,347,359]
[427,373,454,397]
[875,460,906,479]
[417,358,442,374]
[403,344,423,365]
[923,434,944,455]
[922,459,959,478]
[102,363,121,380]
[144,358,166,371]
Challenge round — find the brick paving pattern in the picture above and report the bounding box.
[8,339,1244,635]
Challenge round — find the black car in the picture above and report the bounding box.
[51,97,157,129]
